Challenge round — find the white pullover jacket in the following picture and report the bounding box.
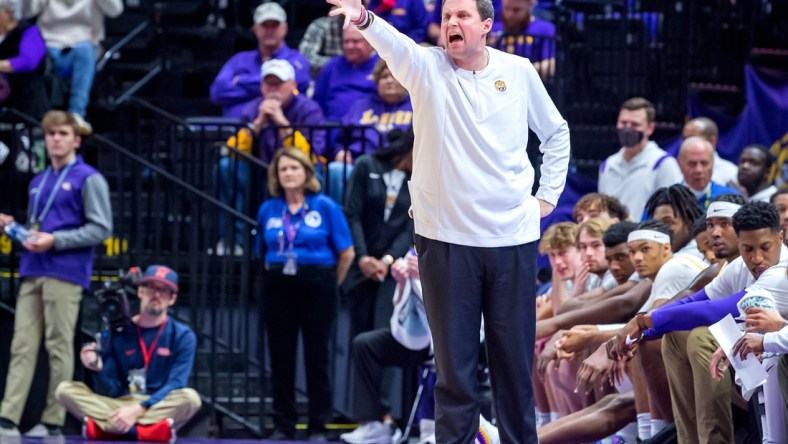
[360,16,570,247]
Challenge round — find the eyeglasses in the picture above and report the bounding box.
[140,284,173,297]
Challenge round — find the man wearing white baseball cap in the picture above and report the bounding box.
[240,59,326,162]
[210,2,311,118]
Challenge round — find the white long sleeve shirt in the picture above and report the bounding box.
[26,0,124,49]
[360,16,570,247]
[598,141,683,221]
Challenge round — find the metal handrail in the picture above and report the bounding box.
[124,97,269,169]
[97,20,152,72]
[91,132,257,226]
[112,64,163,106]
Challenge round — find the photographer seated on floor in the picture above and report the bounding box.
[55,265,201,442]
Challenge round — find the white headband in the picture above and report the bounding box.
[628,229,671,245]
[706,201,742,219]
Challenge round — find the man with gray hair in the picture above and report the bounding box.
[682,117,739,186]
[210,2,310,117]
[326,0,571,442]
[678,136,740,209]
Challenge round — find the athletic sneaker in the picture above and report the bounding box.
[83,417,108,440]
[83,417,128,441]
[137,418,176,443]
[340,421,397,444]
[71,113,93,136]
[24,424,62,436]
[0,423,20,437]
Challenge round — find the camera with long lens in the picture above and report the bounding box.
[94,267,141,334]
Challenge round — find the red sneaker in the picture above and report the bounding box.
[82,417,124,441]
[136,418,175,443]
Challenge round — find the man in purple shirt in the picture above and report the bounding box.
[209,2,311,118]
[487,0,555,77]
[239,60,326,162]
[313,26,379,122]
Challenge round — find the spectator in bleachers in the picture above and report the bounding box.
[215,59,325,255]
[342,126,414,339]
[0,0,49,119]
[210,2,310,118]
[677,136,740,209]
[598,97,683,220]
[0,110,112,437]
[327,58,412,201]
[25,0,123,135]
[572,192,629,224]
[256,147,354,441]
[367,0,429,43]
[737,144,777,202]
[313,26,379,122]
[339,59,412,162]
[56,265,201,443]
[487,0,555,78]
[682,117,738,186]
[298,10,344,77]
[240,59,326,163]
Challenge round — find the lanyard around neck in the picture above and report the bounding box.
[30,158,77,226]
[137,318,168,370]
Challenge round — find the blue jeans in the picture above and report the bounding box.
[48,42,96,116]
[216,156,250,245]
[326,161,354,204]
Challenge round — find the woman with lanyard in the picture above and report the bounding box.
[341,127,415,339]
[256,147,355,441]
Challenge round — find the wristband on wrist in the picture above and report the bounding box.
[351,7,367,26]
[356,9,374,30]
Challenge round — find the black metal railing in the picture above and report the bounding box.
[0,110,266,434]
[0,107,392,436]
[118,98,387,207]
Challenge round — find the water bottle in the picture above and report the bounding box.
[4,222,32,243]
